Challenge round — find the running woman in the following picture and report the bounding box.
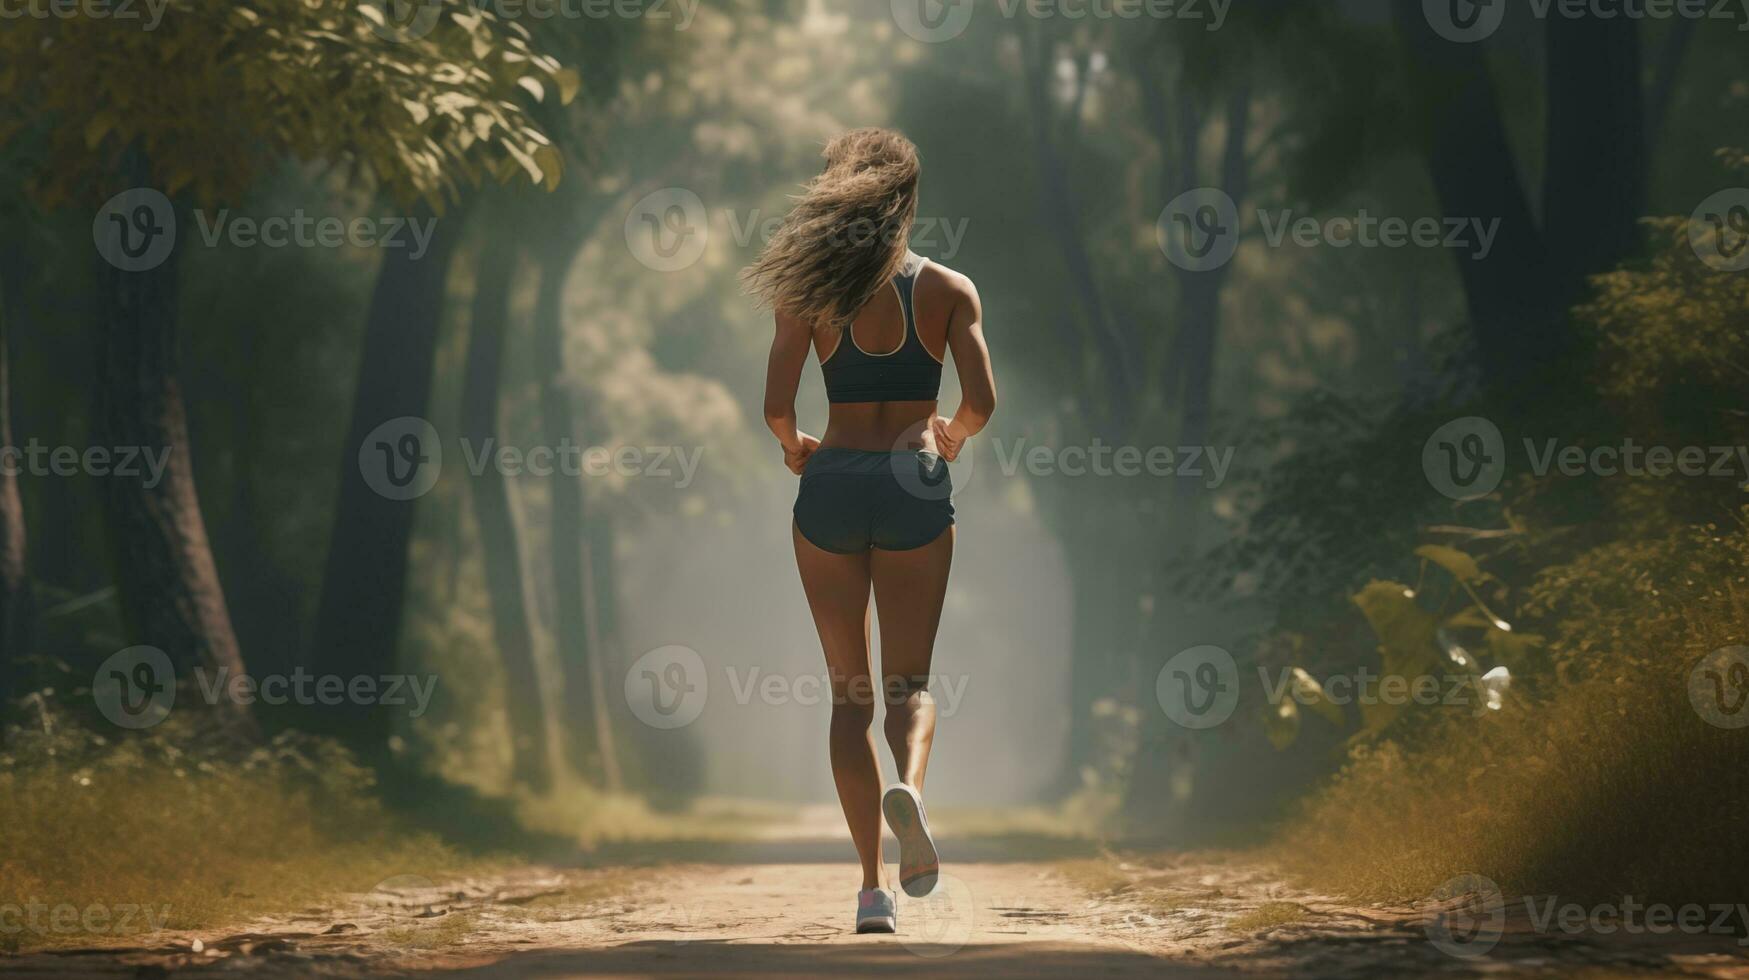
[747,128,996,935]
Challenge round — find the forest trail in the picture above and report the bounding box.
[10,814,1749,979]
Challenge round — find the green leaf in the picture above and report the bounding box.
[1351,580,1440,734]
[533,144,563,191]
[553,66,581,105]
[1414,544,1488,584]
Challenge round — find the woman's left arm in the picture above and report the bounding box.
[763,311,820,474]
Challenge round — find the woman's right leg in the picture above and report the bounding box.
[792,522,883,891]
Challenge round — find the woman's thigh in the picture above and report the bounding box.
[870,527,954,686]
[793,520,875,703]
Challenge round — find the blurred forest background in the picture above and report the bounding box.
[1,0,1746,951]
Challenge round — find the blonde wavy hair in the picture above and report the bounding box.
[742,128,921,332]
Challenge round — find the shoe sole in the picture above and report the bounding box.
[855,915,896,934]
[882,784,940,898]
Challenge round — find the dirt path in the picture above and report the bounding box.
[10,836,1749,978]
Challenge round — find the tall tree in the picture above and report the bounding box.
[1393,4,1647,402]
[95,169,253,729]
[0,0,567,740]
[460,224,553,792]
[532,222,623,790]
[0,226,32,730]
[310,207,470,744]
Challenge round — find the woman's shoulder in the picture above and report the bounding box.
[913,256,979,309]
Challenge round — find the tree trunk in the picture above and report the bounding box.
[95,178,254,736]
[310,202,468,748]
[0,234,31,729]
[1122,86,1251,827]
[1017,24,1135,422]
[1543,13,1645,310]
[533,246,622,791]
[584,514,624,784]
[1645,18,1695,145]
[1392,4,1561,400]
[462,234,552,794]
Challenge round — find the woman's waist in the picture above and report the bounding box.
[819,403,938,453]
[801,446,948,484]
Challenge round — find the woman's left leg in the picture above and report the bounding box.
[870,526,954,789]
[792,522,885,891]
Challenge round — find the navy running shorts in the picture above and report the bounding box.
[793,448,954,554]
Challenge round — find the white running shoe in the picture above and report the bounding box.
[882,783,940,898]
[856,888,897,933]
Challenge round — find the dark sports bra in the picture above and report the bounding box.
[821,253,943,403]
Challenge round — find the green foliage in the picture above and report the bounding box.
[1583,213,1749,402]
[0,0,572,210]
[0,701,478,953]
[1269,218,1749,903]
